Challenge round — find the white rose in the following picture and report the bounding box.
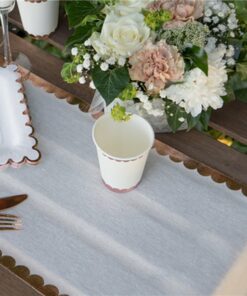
[91,12,150,59]
[113,0,153,16]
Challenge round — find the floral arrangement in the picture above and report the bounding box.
[62,0,247,132]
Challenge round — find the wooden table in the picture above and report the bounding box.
[0,5,246,296]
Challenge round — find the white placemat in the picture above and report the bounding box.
[0,81,247,296]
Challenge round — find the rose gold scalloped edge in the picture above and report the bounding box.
[0,66,41,169]
[20,68,90,113]
[18,69,247,198]
[24,0,47,3]
[154,140,247,197]
[26,27,58,40]
[0,250,64,296]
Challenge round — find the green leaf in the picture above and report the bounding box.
[92,66,130,105]
[184,45,208,75]
[186,113,200,131]
[195,109,212,132]
[65,0,103,28]
[165,101,185,133]
[232,141,247,154]
[236,62,247,80]
[229,73,247,102]
[66,24,95,48]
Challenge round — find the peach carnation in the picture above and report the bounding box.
[148,0,205,22]
[129,40,184,94]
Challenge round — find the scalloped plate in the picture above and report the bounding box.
[0,65,41,168]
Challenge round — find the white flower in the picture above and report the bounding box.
[91,12,150,59]
[84,39,92,46]
[79,76,86,84]
[113,0,153,16]
[89,81,96,89]
[218,11,225,18]
[159,90,167,99]
[83,59,91,70]
[136,91,148,102]
[178,117,185,123]
[218,24,226,32]
[106,57,116,65]
[83,53,90,60]
[118,57,126,66]
[100,62,109,71]
[76,64,83,73]
[205,9,212,17]
[205,37,217,52]
[226,45,235,58]
[93,54,100,62]
[161,49,227,117]
[71,47,78,56]
[203,17,211,23]
[227,58,235,66]
[212,16,219,24]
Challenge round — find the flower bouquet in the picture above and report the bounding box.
[62,0,247,132]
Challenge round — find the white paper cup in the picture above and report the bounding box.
[92,114,154,192]
[17,0,59,37]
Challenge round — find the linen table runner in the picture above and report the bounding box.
[0,82,247,296]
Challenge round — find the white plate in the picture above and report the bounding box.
[0,65,41,168]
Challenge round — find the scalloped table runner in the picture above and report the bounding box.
[0,81,247,296]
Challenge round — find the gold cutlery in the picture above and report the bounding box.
[0,194,27,211]
[0,213,22,230]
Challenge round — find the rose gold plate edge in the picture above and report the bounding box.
[0,66,41,169]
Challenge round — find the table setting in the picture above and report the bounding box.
[1,0,247,295]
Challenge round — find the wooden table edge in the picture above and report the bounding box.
[0,250,62,296]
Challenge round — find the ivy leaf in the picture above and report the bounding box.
[65,0,103,28]
[165,101,185,133]
[184,45,208,75]
[92,66,130,105]
[66,23,95,48]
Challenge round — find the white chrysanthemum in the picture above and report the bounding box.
[161,49,228,117]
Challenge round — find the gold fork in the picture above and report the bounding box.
[0,213,22,230]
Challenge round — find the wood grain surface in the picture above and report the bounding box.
[0,264,43,296]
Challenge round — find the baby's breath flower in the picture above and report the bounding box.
[89,81,96,89]
[212,16,219,24]
[118,57,126,66]
[106,57,116,65]
[83,59,91,70]
[93,54,100,62]
[79,76,86,84]
[84,39,92,46]
[71,47,78,56]
[76,64,83,73]
[100,62,109,71]
[83,53,90,60]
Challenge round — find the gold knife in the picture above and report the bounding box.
[0,194,28,211]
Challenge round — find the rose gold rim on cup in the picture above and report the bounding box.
[102,179,141,193]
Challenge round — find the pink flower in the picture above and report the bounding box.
[148,0,205,22]
[129,40,185,94]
